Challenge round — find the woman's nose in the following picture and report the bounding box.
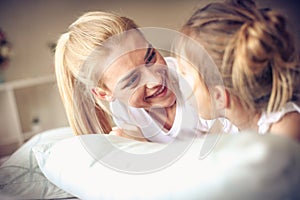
[143,68,160,89]
[145,81,158,89]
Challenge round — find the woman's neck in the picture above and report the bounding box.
[146,101,177,131]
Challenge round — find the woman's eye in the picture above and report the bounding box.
[125,74,139,88]
[145,50,156,66]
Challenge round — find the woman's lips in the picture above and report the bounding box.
[150,84,166,98]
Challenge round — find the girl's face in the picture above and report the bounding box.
[101,33,176,109]
[177,58,213,119]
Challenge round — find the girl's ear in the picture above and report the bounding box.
[212,85,230,110]
[92,87,115,102]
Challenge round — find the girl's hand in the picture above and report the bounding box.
[109,126,149,142]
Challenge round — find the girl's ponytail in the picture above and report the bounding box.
[229,8,299,113]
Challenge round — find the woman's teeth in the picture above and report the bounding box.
[150,79,166,98]
[153,85,165,97]
[146,70,168,99]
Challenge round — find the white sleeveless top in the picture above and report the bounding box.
[198,118,239,134]
[257,102,300,134]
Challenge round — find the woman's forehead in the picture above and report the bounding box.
[101,46,149,90]
[109,30,148,52]
[86,30,149,85]
[102,31,148,66]
[121,30,148,48]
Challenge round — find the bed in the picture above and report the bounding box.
[0,126,299,199]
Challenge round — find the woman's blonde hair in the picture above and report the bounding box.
[180,0,300,113]
[55,11,138,135]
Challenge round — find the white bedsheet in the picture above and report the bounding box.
[34,130,300,200]
[1,127,299,200]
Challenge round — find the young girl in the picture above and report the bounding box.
[55,11,205,142]
[175,0,300,141]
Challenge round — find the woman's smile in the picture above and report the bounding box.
[145,77,167,100]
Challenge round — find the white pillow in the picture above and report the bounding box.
[33,131,300,200]
[0,127,75,199]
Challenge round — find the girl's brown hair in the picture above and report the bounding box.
[181,0,300,113]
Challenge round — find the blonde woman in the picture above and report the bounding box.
[54,11,207,142]
[175,0,300,141]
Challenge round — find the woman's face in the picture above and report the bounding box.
[177,58,213,119]
[101,33,176,109]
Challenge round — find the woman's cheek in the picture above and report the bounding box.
[128,88,145,108]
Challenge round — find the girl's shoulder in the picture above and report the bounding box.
[259,102,300,141]
[270,111,300,141]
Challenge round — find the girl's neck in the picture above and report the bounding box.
[234,111,261,132]
[226,99,261,132]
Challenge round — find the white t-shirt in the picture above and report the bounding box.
[258,102,300,134]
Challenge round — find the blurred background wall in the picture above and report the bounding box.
[0,0,299,82]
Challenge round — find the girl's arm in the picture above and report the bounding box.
[109,125,149,142]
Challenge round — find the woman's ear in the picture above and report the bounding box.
[92,87,115,102]
[212,86,230,110]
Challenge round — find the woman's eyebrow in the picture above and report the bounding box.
[144,44,153,61]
